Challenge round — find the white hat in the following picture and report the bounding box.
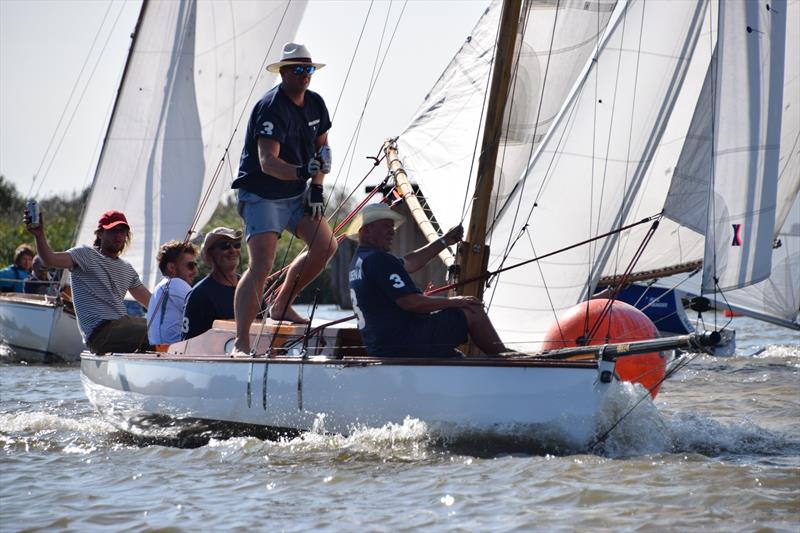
[346,204,405,240]
[266,42,326,73]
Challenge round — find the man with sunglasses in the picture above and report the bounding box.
[146,240,199,346]
[232,42,338,356]
[182,227,243,340]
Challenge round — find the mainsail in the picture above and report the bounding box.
[75,0,305,289]
[399,0,619,241]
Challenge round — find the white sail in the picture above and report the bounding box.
[75,0,304,289]
[483,0,707,349]
[602,0,798,285]
[700,0,787,292]
[398,0,618,237]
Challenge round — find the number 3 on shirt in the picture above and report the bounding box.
[350,289,366,329]
[389,273,405,288]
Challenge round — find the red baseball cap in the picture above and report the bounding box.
[97,210,129,230]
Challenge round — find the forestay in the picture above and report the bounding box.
[75,0,305,289]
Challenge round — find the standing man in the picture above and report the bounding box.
[25,210,152,354]
[182,227,242,340]
[348,204,511,358]
[146,240,199,345]
[232,42,337,356]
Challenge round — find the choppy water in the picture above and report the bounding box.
[1,314,798,532]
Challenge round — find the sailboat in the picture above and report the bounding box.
[0,291,84,363]
[80,0,796,444]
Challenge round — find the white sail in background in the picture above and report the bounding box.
[76,0,304,289]
[482,0,707,349]
[398,0,618,238]
[701,0,787,292]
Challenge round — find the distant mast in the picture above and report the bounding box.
[456,0,523,300]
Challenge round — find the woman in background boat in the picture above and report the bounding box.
[231,42,338,356]
[348,204,511,358]
[146,240,199,346]
[0,244,34,293]
[24,209,152,354]
[182,227,242,341]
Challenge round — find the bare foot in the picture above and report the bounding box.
[269,304,310,324]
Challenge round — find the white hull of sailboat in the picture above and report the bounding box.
[80,353,613,444]
[0,294,85,363]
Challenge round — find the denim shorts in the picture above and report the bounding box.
[237,188,306,240]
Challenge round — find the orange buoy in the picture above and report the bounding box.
[542,299,668,398]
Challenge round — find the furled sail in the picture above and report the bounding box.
[75,0,305,289]
[485,0,707,349]
[398,0,618,239]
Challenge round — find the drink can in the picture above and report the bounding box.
[26,199,40,228]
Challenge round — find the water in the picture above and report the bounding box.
[1,314,798,532]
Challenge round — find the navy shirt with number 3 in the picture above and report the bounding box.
[349,247,420,356]
[234,84,331,199]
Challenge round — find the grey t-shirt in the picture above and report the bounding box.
[67,245,143,341]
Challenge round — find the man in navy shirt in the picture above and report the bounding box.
[232,42,337,357]
[182,227,242,340]
[348,204,511,358]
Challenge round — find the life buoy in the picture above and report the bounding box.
[542,299,668,398]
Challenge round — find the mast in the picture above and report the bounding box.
[456,0,523,299]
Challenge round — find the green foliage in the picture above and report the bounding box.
[0,176,88,265]
[194,188,356,304]
[0,178,354,304]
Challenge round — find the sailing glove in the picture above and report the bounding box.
[319,145,332,174]
[296,157,321,180]
[306,184,325,218]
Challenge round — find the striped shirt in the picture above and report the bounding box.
[68,245,143,342]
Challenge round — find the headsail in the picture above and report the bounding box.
[700,0,787,292]
[483,0,707,349]
[398,0,619,239]
[75,0,305,289]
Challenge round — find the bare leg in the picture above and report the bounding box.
[233,232,278,354]
[461,306,511,355]
[270,215,338,323]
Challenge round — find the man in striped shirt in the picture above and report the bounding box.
[25,209,152,354]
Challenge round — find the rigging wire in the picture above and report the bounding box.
[30,1,122,199]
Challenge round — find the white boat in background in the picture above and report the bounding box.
[0,293,84,363]
[81,0,794,444]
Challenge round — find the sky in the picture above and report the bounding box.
[0,0,490,200]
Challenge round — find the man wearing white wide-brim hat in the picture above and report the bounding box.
[347,204,511,358]
[232,42,338,356]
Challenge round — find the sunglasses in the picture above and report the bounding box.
[185,261,199,270]
[289,65,316,75]
[214,241,242,251]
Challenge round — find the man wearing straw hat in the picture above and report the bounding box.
[232,42,338,356]
[348,204,511,358]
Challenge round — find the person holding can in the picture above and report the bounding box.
[24,208,152,354]
[231,42,337,356]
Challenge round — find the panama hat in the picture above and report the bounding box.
[345,204,405,240]
[201,227,243,261]
[266,42,325,73]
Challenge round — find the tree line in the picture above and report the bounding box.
[0,175,352,305]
